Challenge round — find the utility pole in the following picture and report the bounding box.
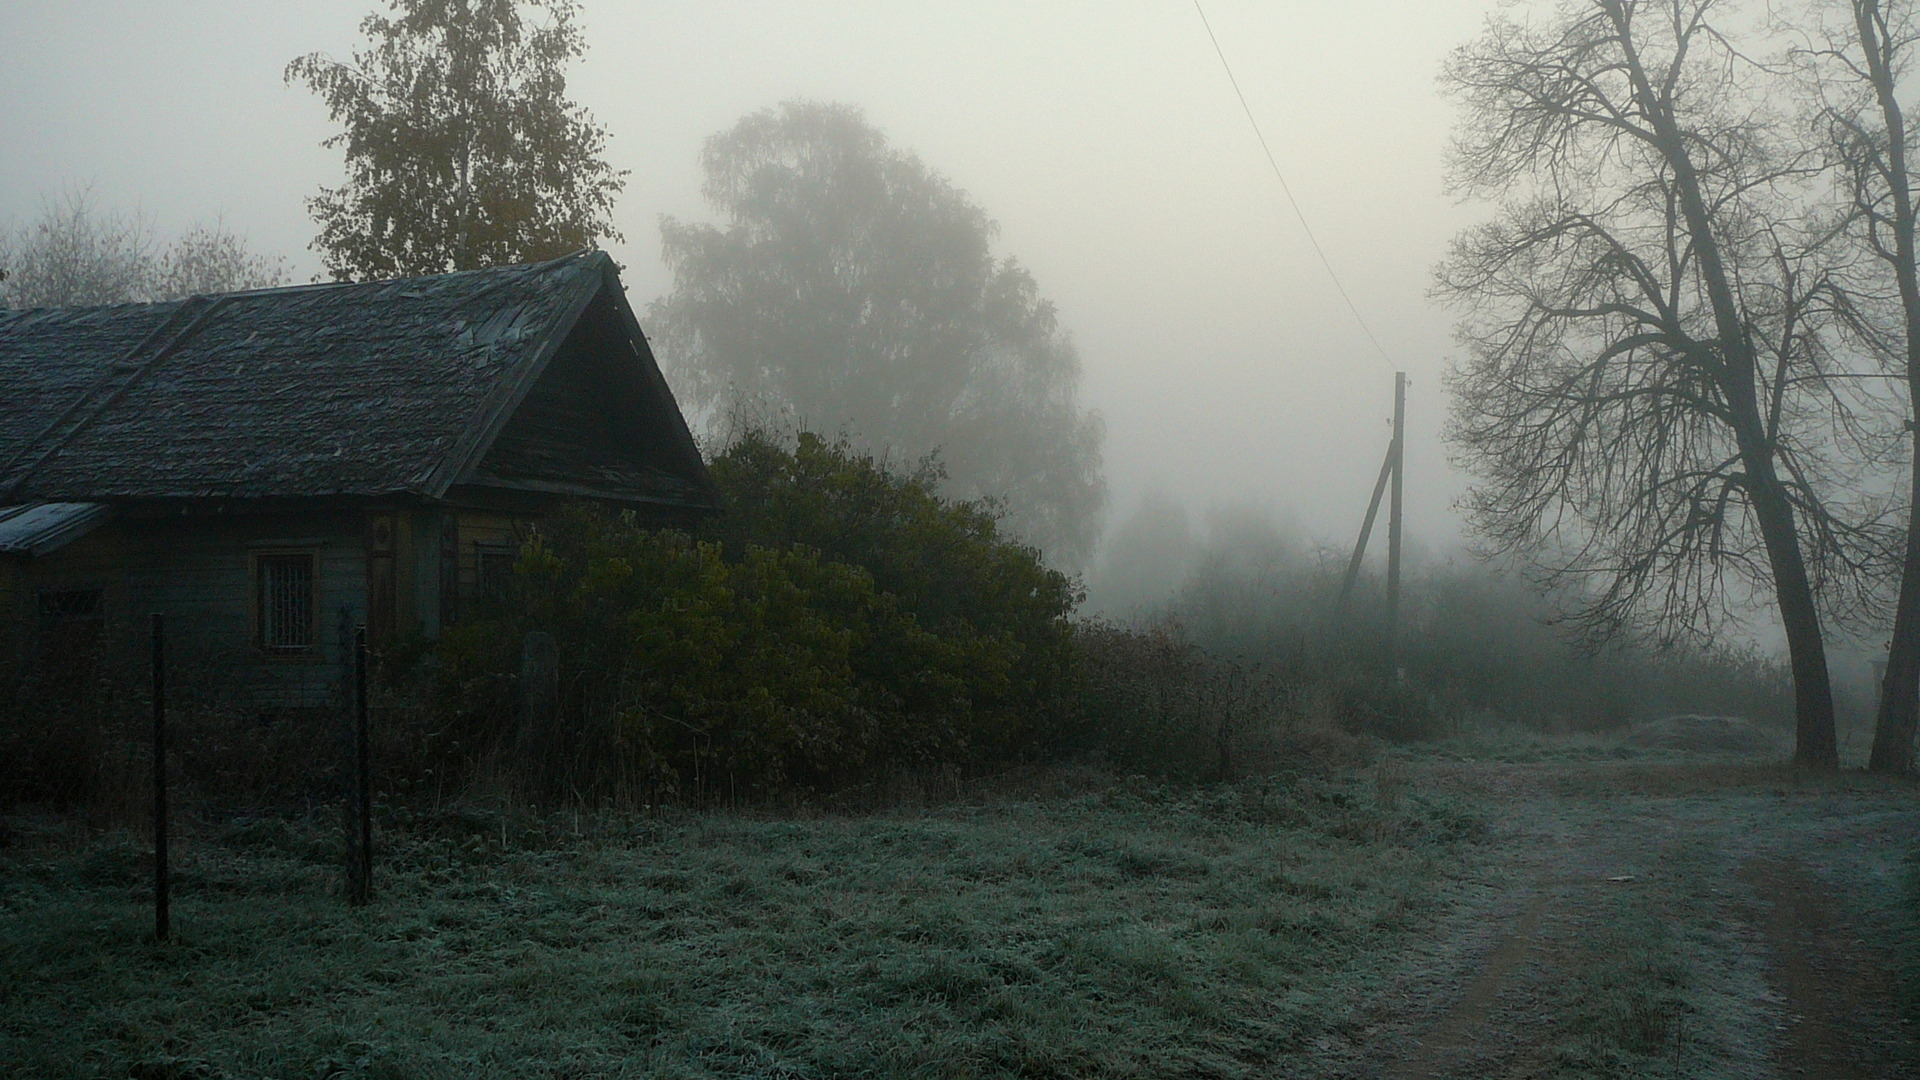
[1338,444,1395,609]
[1337,373,1408,676]
[1386,371,1405,675]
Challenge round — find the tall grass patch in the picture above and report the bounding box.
[0,771,1483,1078]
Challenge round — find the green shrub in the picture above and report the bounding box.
[432,431,1082,801]
[706,430,1081,750]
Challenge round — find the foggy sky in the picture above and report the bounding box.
[0,0,1497,572]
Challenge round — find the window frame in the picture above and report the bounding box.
[250,547,321,660]
[474,541,516,603]
[35,586,106,671]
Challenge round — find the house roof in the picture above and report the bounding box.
[0,251,717,511]
[0,502,111,558]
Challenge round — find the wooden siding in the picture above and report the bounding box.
[468,294,713,509]
[3,503,581,706]
[0,562,15,655]
[3,513,368,709]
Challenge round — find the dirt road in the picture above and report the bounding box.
[1319,760,1920,1079]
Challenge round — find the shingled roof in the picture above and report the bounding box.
[0,251,717,511]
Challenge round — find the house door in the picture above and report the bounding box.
[365,513,396,645]
[36,588,104,696]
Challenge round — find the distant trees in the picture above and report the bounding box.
[650,101,1107,567]
[287,0,625,281]
[0,187,286,308]
[1437,0,1896,768]
[1085,490,1197,618]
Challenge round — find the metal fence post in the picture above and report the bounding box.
[345,625,372,905]
[151,612,168,942]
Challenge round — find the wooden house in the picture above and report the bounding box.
[0,251,718,706]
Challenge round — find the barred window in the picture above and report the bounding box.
[256,553,315,654]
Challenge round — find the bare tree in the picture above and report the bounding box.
[1439,0,1890,767]
[1802,0,1920,772]
[0,188,287,308]
[0,187,152,308]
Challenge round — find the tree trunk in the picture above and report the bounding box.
[1869,438,1920,772]
[1855,0,1920,773]
[1749,463,1840,768]
[1611,0,1838,766]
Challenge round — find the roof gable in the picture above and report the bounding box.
[467,290,714,507]
[0,252,715,511]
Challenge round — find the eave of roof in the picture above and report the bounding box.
[0,502,112,558]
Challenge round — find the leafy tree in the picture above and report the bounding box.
[1437,0,1889,767]
[1085,489,1197,619]
[0,187,285,308]
[651,101,1107,567]
[287,0,624,281]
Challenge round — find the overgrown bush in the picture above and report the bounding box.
[1065,620,1369,781]
[431,432,1081,801]
[704,430,1083,755]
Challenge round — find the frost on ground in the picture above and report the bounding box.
[1328,758,1920,1080]
[1,748,1915,1078]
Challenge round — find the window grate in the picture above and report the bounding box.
[257,554,314,653]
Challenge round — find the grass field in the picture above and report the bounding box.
[0,768,1486,1079]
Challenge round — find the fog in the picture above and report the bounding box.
[2,1,1496,579]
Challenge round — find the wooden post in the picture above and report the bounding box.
[520,631,559,730]
[1386,372,1406,675]
[1338,443,1396,611]
[151,613,169,942]
[345,626,372,905]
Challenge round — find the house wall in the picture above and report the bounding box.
[2,512,364,709]
[1,504,550,710]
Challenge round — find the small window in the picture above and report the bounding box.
[36,588,105,689]
[256,552,316,654]
[39,588,103,623]
[38,588,104,652]
[476,544,515,600]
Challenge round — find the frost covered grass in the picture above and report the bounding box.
[0,771,1483,1079]
[1387,719,1790,768]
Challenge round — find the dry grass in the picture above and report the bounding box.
[0,769,1485,1079]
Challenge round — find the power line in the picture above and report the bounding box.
[1191,0,1397,372]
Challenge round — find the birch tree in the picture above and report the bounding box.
[651,101,1107,567]
[287,0,624,281]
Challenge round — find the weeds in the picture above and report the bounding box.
[0,770,1483,1079]
[1900,849,1920,1031]
[1547,893,1694,1078]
